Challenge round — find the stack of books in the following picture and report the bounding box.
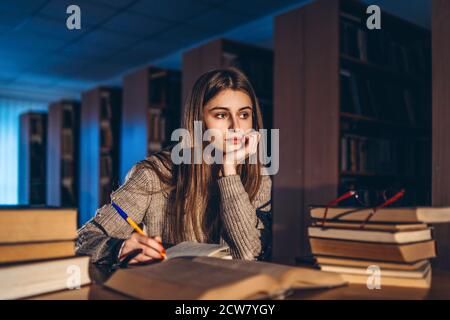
[308,206,450,288]
[0,208,90,299]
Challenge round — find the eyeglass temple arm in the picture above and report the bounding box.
[360,189,406,229]
[321,191,357,227]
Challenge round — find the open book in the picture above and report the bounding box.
[104,256,346,300]
[165,241,232,260]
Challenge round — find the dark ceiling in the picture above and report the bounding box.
[0,0,430,103]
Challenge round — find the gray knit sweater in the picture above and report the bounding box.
[75,156,272,264]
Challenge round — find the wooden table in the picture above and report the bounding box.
[287,269,450,300]
[30,269,450,300]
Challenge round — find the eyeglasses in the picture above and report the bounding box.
[339,188,408,207]
[320,188,406,229]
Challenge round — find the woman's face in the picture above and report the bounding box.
[203,89,253,152]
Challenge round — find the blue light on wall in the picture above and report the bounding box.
[0,99,47,205]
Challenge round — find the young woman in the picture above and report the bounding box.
[76,67,272,265]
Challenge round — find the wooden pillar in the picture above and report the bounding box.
[273,0,340,264]
[432,0,450,270]
[181,40,222,108]
[121,68,152,182]
[79,87,121,226]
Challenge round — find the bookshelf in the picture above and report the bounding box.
[19,112,47,205]
[272,0,431,264]
[120,66,181,182]
[79,87,121,226]
[47,100,80,207]
[182,38,273,131]
[338,0,431,207]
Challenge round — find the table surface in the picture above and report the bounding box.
[287,269,450,300]
[29,268,450,300]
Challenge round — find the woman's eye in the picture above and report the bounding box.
[240,112,250,119]
[215,113,227,119]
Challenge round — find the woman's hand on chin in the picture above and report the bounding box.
[222,131,260,176]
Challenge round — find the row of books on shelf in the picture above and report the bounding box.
[60,172,77,207]
[222,51,272,99]
[30,143,46,180]
[147,108,167,144]
[99,118,115,206]
[149,70,169,106]
[148,70,181,108]
[61,159,74,178]
[340,134,430,177]
[61,184,76,206]
[339,178,431,208]
[100,155,113,178]
[29,180,46,205]
[62,106,75,129]
[29,115,45,145]
[30,134,44,144]
[27,113,47,204]
[340,17,430,76]
[99,116,117,198]
[100,182,113,206]
[61,129,74,156]
[340,68,429,126]
[308,206,450,288]
[29,115,45,136]
[100,122,114,152]
[100,92,113,120]
[100,91,114,160]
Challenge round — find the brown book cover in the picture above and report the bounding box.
[320,261,431,279]
[311,221,428,232]
[0,256,90,300]
[0,208,77,243]
[310,206,450,223]
[0,241,75,264]
[315,256,429,271]
[338,268,432,289]
[309,238,436,263]
[308,226,432,244]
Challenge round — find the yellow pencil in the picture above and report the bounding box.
[112,201,166,259]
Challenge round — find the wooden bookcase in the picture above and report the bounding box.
[182,38,273,130]
[273,0,431,264]
[19,112,47,205]
[120,66,181,182]
[47,100,80,207]
[338,0,431,207]
[79,87,121,226]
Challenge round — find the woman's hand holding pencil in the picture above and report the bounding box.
[111,201,166,264]
[119,233,166,264]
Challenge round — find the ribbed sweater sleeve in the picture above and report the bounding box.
[217,173,272,261]
[75,163,153,264]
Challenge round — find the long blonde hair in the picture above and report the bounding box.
[141,67,264,244]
